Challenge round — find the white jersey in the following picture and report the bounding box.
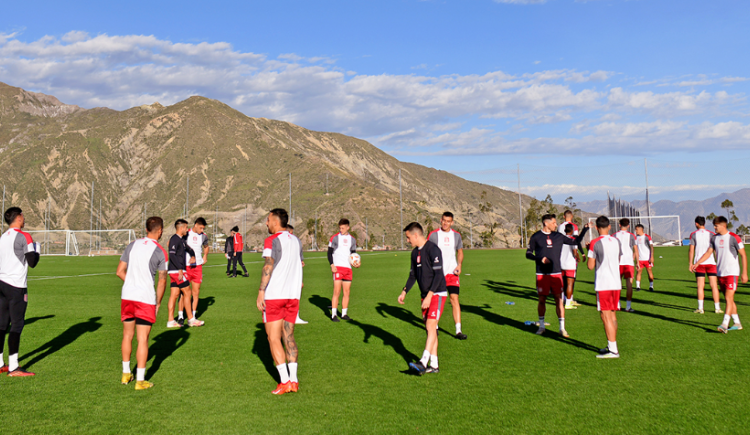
[120,237,167,305]
[636,234,653,261]
[428,229,463,276]
[329,233,356,269]
[558,221,579,236]
[263,231,304,300]
[587,235,622,291]
[0,228,39,288]
[559,235,578,271]
[615,230,636,266]
[186,229,209,265]
[710,232,744,277]
[690,228,716,265]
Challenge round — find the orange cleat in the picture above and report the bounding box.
[272,381,293,395]
[290,382,299,392]
[0,365,8,374]
[7,367,35,377]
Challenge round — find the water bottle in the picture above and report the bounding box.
[505,301,515,305]
[524,320,533,325]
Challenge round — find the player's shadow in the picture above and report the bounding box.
[375,303,423,329]
[251,323,278,382]
[25,314,55,325]
[309,294,332,318]
[146,328,190,379]
[20,317,102,368]
[625,307,716,332]
[462,304,600,353]
[196,296,216,318]
[482,280,558,306]
[348,319,419,364]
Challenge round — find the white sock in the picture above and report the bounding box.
[9,353,18,371]
[420,349,430,366]
[0,352,3,366]
[342,308,348,317]
[698,300,704,310]
[626,301,632,310]
[136,367,145,382]
[732,314,741,324]
[332,308,338,318]
[193,311,196,318]
[122,361,131,374]
[722,314,731,327]
[455,322,462,334]
[539,316,545,327]
[178,311,184,320]
[608,341,618,354]
[276,363,290,384]
[636,281,640,288]
[715,302,721,311]
[649,281,654,288]
[288,362,298,383]
[559,318,565,330]
[429,354,439,368]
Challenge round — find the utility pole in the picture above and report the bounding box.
[517,164,524,248]
[99,199,102,250]
[399,169,403,250]
[185,175,189,220]
[644,158,652,235]
[289,173,292,217]
[89,181,94,255]
[314,209,318,250]
[365,217,368,250]
[1,185,5,232]
[470,212,473,248]
[326,173,329,195]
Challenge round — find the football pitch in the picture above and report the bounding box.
[4,246,750,434]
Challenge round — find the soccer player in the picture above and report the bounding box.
[428,212,466,339]
[558,210,579,236]
[286,225,307,325]
[614,218,639,312]
[256,209,304,394]
[0,207,40,376]
[689,216,722,314]
[230,226,249,278]
[587,216,622,358]
[560,223,582,311]
[526,214,589,338]
[399,222,446,375]
[225,230,234,277]
[182,217,209,322]
[691,216,748,333]
[328,218,359,322]
[635,224,655,291]
[117,216,168,389]
[166,219,203,328]
[558,210,581,307]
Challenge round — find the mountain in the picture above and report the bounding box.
[0,81,535,249]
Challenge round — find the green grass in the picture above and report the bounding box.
[3,246,750,434]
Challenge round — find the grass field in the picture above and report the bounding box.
[3,246,750,434]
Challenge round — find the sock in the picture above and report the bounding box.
[649,281,654,288]
[636,281,640,288]
[715,302,721,311]
[136,367,145,382]
[8,353,18,371]
[276,363,290,384]
[122,361,131,374]
[722,314,731,327]
[455,322,462,334]
[0,352,3,366]
[732,314,740,324]
[626,301,632,310]
[342,308,348,317]
[539,316,545,327]
[288,362,298,383]
[559,318,565,331]
[429,354,439,368]
[178,311,184,320]
[608,341,618,354]
[332,308,338,318]
[193,311,196,318]
[420,349,430,366]
[698,300,704,310]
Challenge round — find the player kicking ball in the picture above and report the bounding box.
[614,219,639,313]
[691,216,748,333]
[588,216,623,359]
[635,224,655,291]
[328,219,359,322]
[399,222,448,375]
[689,216,722,314]
[428,212,466,339]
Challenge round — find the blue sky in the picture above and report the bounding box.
[2,0,749,205]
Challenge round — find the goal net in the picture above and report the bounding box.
[586,215,683,246]
[26,230,137,256]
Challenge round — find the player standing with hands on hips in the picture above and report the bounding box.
[428,212,466,339]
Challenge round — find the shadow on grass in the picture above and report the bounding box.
[251,323,278,382]
[25,315,55,326]
[348,319,419,364]
[483,280,557,306]
[309,294,331,318]
[196,296,216,318]
[146,328,190,379]
[21,317,102,368]
[374,302,457,338]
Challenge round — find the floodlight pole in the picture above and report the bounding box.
[517,164,523,248]
[186,175,190,220]
[289,173,292,219]
[399,169,403,250]
[1,185,4,232]
[365,217,368,250]
[644,159,653,235]
[89,181,94,255]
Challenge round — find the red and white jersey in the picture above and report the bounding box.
[587,235,622,291]
[233,233,244,253]
[263,231,304,300]
[428,229,463,276]
[186,229,209,265]
[558,221,579,236]
[615,230,636,266]
[0,228,39,288]
[636,234,653,261]
[690,228,716,265]
[120,237,168,305]
[559,235,578,270]
[329,233,356,268]
[710,232,744,277]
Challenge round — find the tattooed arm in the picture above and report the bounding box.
[256,256,275,312]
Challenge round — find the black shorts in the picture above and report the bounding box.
[447,286,460,295]
[695,272,717,278]
[0,280,28,334]
[170,281,190,289]
[123,317,153,326]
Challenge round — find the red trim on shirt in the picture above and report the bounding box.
[264,232,282,250]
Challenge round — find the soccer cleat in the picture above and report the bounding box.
[290,382,299,392]
[635,287,641,291]
[571,301,583,306]
[715,309,725,314]
[188,318,205,327]
[331,316,340,322]
[135,380,154,390]
[0,365,8,374]
[598,347,610,355]
[596,351,620,359]
[295,317,309,325]
[564,303,576,310]
[176,317,185,327]
[166,320,182,328]
[649,287,654,292]
[694,309,704,314]
[729,324,743,331]
[272,381,293,395]
[243,273,250,278]
[624,308,635,313]
[559,329,570,338]
[425,366,440,374]
[718,324,729,334]
[341,315,351,321]
[408,361,427,376]
[456,332,468,340]
[7,367,35,377]
[121,373,134,384]
[535,327,546,335]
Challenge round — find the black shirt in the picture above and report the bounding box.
[224,236,234,254]
[168,234,196,272]
[404,240,447,298]
[525,226,589,275]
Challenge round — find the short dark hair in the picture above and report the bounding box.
[695,216,706,226]
[713,215,728,225]
[146,216,164,233]
[194,217,207,226]
[174,219,188,229]
[270,208,289,228]
[565,223,574,234]
[563,210,573,217]
[287,224,294,230]
[338,218,350,226]
[619,218,630,227]
[4,207,22,225]
[403,222,423,234]
[635,224,645,230]
[442,211,454,219]
[231,226,239,233]
[541,214,556,223]
[595,216,610,229]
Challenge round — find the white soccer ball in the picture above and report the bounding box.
[349,253,361,266]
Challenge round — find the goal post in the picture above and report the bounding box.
[26,230,136,256]
[586,215,682,246]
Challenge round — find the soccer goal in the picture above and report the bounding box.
[586,215,682,246]
[26,230,137,256]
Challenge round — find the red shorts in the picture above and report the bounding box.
[445,273,460,287]
[186,265,203,284]
[536,274,564,296]
[719,276,738,292]
[694,264,718,276]
[121,299,156,324]
[333,267,353,282]
[596,290,621,311]
[562,269,576,279]
[264,299,300,323]
[619,265,634,279]
[169,272,190,289]
[638,260,652,269]
[421,294,447,321]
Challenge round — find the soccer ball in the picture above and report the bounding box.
[349,253,361,267]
